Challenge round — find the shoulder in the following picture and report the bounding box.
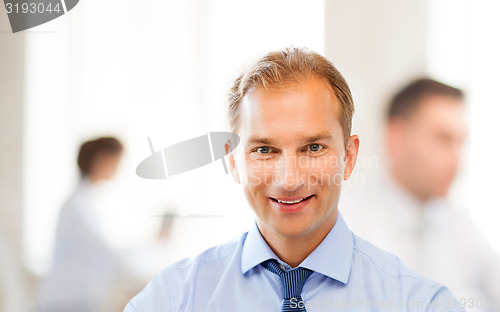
[352,233,435,284]
[59,183,90,215]
[163,231,245,276]
[126,232,247,311]
[351,234,464,311]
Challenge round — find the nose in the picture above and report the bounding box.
[276,153,305,191]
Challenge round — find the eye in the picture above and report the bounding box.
[308,144,323,152]
[256,146,271,154]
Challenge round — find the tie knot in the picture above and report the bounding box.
[261,259,313,299]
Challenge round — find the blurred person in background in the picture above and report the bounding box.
[37,137,131,312]
[342,78,500,312]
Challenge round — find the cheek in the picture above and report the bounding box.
[241,158,274,193]
[415,141,446,172]
[234,151,248,181]
[302,155,344,187]
[404,137,427,166]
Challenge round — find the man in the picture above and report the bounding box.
[342,79,500,312]
[39,137,127,312]
[124,48,464,311]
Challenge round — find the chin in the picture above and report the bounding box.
[431,187,450,199]
[275,227,312,239]
[273,218,318,238]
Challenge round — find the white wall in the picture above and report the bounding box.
[325,0,429,184]
[0,9,27,312]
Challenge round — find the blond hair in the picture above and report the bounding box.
[228,47,354,147]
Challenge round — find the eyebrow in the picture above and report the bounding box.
[246,131,334,145]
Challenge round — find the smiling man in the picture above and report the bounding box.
[124,48,464,311]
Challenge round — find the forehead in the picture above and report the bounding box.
[411,95,466,129]
[239,77,342,141]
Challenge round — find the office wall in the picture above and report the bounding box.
[0,10,27,312]
[325,0,429,182]
[0,7,25,269]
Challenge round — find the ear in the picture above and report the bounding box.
[227,140,240,184]
[344,135,360,180]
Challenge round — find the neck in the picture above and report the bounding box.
[390,169,428,204]
[258,210,338,268]
[85,173,101,184]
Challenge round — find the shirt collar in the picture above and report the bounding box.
[241,213,353,285]
[241,221,280,274]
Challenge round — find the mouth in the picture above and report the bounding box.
[269,195,315,213]
[270,195,314,204]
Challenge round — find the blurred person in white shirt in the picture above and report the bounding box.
[342,78,500,312]
[37,137,127,312]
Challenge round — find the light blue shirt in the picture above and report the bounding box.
[124,214,465,311]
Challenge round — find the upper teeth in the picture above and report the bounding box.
[277,197,308,204]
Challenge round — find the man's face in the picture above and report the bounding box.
[388,95,467,200]
[229,77,359,240]
[92,152,122,181]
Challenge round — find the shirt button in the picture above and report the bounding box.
[280,264,285,270]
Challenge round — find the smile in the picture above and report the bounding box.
[271,195,314,205]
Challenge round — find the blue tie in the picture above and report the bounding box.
[261,259,313,312]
